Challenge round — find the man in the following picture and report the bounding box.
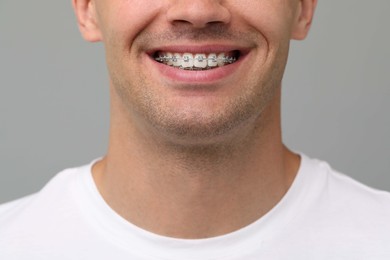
[1,0,389,259]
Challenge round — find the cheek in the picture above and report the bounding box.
[232,0,294,46]
[99,1,163,46]
[101,1,164,79]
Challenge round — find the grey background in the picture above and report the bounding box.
[0,1,389,204]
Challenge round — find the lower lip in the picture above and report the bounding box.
[147,55,246,84]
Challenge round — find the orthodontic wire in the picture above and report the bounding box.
[155,55,237,64]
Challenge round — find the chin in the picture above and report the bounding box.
[146,106,257,147]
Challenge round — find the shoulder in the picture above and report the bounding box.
[0,164,89,234]
[308,155,390,207]
[0,163,94,256]
[0,160,102,259]
[298,155,390,245]
[302,154,390,199]
[0,195,35,223]
[276,155,390,256]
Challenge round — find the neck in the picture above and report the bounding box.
[92,88,300,239]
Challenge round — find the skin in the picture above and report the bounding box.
[72,0,317,239]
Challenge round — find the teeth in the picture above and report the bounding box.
[217,53,226,67]
[207,53,218,68]
[155,52,238,70]
[194,54,208,69]
[182,53,194,68]
[166,52,173,66]
[172,53,181,67]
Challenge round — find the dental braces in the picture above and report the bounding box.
[155,55,237,64]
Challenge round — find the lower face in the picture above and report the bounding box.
[97,0,297,144]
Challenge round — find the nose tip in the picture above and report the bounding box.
[166,0,231,29]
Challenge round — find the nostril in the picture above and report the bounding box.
[207,21,225,26]
[173,19,194,25]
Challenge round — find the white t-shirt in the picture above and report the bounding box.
[1,154,390,259]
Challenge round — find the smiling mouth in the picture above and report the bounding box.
[153,51,241,71]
